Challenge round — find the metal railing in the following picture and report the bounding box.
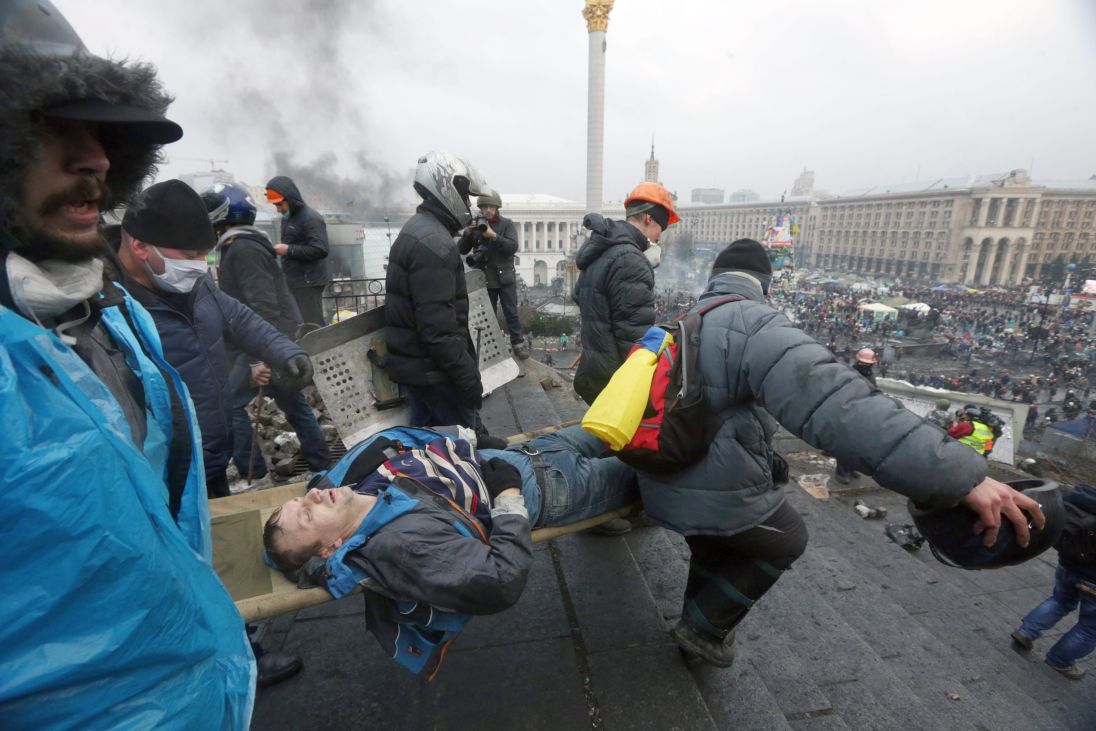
[322,278,386,323]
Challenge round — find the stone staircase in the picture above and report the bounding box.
[250,368,1094,730]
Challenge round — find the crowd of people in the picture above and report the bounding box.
[0,4,1088,727]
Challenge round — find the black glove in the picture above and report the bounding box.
[771,451,789,486]
[477,434,509,450]
[459,386,483,410]
[278,353,314,390]
[480,457,521,499]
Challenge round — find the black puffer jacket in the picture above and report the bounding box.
[384,200,481,403]
[572,214,655,404]
[265,176,330,288]
[217,226,301,338]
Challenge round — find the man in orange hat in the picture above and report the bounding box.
[573,181,679,405]
[573,181,680,536]
[265,176,330,328]
[835,347,879,484]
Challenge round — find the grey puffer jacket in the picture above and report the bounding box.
[639,272,987,537]
[572,214,655,404]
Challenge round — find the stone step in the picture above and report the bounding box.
[792,487,1091,729]
[501,373,565,434]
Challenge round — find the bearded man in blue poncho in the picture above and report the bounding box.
[0,2,253,728]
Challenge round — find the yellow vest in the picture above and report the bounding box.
[959,420,995,455]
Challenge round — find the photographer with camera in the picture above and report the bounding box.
[458,190,528,358]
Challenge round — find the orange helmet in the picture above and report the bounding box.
[624,182,680,226]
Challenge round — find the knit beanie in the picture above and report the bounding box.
[712,239,773,277]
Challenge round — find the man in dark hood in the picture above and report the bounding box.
[0,2,253,726]
[572,181,680,406]
[265,175,330,328]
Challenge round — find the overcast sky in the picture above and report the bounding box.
[57,0,1096,211]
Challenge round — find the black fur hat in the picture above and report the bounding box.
[0,2,177,230]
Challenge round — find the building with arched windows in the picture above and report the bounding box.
[663,169,1096,285]
[495,194,624,288]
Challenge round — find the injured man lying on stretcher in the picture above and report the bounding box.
[263,424,637,676]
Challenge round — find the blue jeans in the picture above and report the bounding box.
[1018,564,1096,670]
[229,362,330,478]
[487,285,522,345]
[405,382,477,429]
[482,425,638,527]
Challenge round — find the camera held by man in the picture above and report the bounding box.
[458,190,529,358]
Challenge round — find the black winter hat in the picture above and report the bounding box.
[122,180,215,251]
[712,238,772,277]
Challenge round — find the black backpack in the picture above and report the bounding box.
[1057,484,1096,565]
[613,295,743,473]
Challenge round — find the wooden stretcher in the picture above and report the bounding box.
[211,275,636,622]
[211,425,638,624]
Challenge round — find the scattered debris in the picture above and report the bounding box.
[853,499,888,520]
[798,474,831,501]
[885,523,925,552]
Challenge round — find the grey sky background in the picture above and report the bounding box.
[57,0,1096,211]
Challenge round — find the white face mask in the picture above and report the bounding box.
[148,246,208,293]
[644,243,662,269]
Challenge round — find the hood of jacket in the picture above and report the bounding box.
[575,214,648,270]
[0,47,173,234]
[701,270,767,304]
[218,225,273,252]
[265,176,305,212]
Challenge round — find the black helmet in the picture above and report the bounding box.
[909,479,1064,570]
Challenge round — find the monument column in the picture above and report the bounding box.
[583,1,613,215]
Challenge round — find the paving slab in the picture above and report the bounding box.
[454,549,571,651]
[422,638,591,731]
[587,644,717,731]
[552,533,669,655]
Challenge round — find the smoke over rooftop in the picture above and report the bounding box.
[181,0,410,215]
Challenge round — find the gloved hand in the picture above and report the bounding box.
[278,353,314,390]
[771,451,789,486]
[480,457,521,499]
[459,385,483,410]
[477,434,509,450]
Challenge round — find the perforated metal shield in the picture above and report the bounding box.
[299,270,519,447]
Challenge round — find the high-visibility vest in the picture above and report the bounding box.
[959,420,995,455]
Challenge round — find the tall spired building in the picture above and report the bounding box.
[645,142,660,183]
[582,0,613,214]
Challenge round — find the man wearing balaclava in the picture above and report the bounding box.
[635,238,1045,670]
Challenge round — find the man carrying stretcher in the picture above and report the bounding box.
[263,424,637,677]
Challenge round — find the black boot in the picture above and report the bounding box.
[671,619,736,668]
[257,652,303,688]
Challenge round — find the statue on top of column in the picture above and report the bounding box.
[583,0,614,32]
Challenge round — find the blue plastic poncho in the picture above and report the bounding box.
[0,293,254,730]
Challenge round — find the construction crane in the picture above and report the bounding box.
[167,157,230,171]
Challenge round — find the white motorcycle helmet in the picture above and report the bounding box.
[413,151,490,228]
